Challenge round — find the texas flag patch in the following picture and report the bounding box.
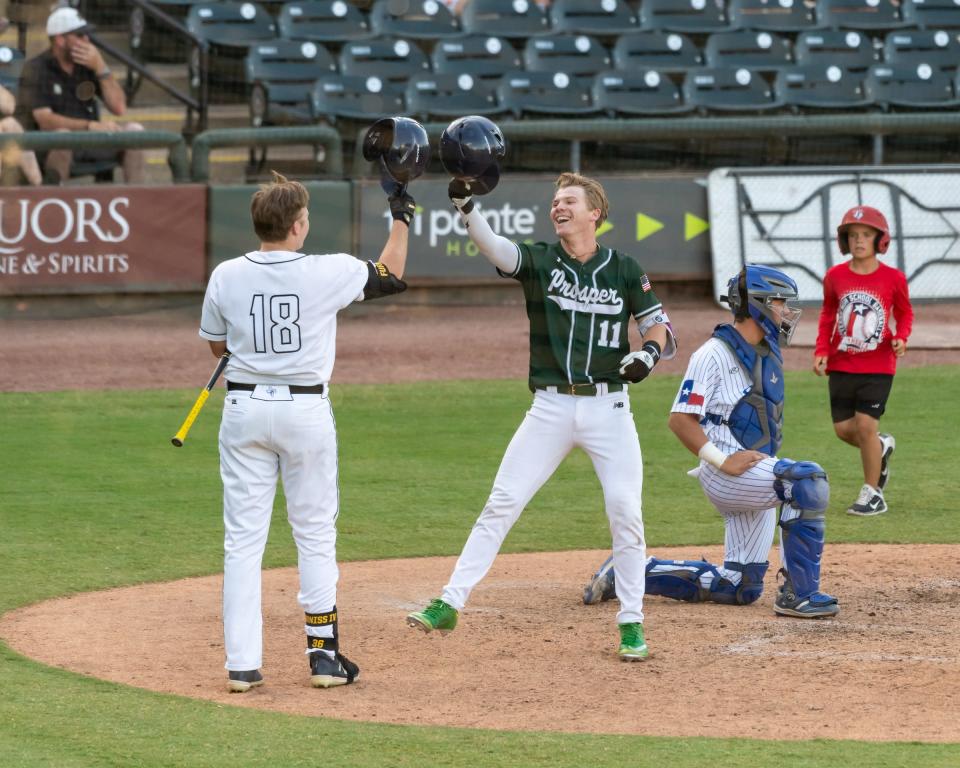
[677,379,705,407]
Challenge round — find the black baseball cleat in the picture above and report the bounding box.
[773,569,839,619]
[847,483,887,516]
[227,669,264,693]
[309,650,359,688]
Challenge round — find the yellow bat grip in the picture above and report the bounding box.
[171,389,211,447]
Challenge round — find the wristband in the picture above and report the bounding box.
[698,441,727,469]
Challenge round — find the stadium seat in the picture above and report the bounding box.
[639,0,729,34]
[864,62,958,107]
[548,0,639,35]
[612,31,703,72]
[704,30,793,72]
[310,74,405,122]
[460,0,552,38]
[683,66,782,111]
[186,1,277,101]
[727,0,818,32]
[794,29,880,71]
[431,35,522,79]
[246,39,336,126]
[883,29,960,71]
[368,0,462,41]
[497,70,598,117]
[523,34,612,77]
[775,64,872,108]
[338,36,431,83]
[130,0,200,64]
[277,0,372,43]
[405,72,504,119]
[592,69,692,115]
[902,0,960,29]
[816,0,908,30]
[0,45,25,98]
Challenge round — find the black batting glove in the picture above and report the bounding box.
[448,178,474,215]
[389,190,416,226]
[619,340,662,383]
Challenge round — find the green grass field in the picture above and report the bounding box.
[2,367,958,767]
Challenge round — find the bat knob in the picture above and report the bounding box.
[171,438,184,447]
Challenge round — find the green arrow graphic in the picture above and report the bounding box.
[685,213,709,241]
[596,220,614,237]
[636,213,664,241]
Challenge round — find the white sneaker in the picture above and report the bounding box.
[847,483,887,516]
[878,433,896,491]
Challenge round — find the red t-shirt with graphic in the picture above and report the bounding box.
[815,261,914,375]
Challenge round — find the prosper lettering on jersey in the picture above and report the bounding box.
[547,268,624,315]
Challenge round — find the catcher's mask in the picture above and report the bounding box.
[363,116,430,195]
[837,205,891,255]
[439,115,506,195]
[725,264,802,348]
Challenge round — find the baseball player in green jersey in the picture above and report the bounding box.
[408,171,677,660]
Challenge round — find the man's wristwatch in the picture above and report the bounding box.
[97,68,112,80]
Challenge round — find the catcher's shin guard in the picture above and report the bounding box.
[645,558,768,605]
[774,459,836,607]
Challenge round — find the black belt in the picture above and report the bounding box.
[535,383,624,396]
[227,382,326,395]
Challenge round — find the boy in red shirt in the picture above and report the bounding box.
[813,206,913,516]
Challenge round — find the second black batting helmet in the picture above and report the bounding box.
[439,115,506,195]
[363,116,431,195]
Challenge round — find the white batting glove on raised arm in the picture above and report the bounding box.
[619,340,662,383]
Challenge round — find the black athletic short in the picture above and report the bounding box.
[828,371,894,422]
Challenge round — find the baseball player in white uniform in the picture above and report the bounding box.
[584,265,839,619]
[406,171,677,660]
[199,173,414,692]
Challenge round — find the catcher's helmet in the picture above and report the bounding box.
[439,115,506,195]
[362,116,430,195]
[726,264,801,348]
[836,205,890,255]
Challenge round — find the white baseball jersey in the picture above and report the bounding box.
[669,332,790,575]
[199,249,368,672]
[200,250,368,385]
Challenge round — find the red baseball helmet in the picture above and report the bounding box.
[837,205,890,255]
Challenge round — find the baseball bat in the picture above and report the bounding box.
[171,352,230,447]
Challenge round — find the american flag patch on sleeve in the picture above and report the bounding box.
[640,274,651,292]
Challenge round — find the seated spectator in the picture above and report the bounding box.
[15,6,145,185]
[0,83,42,185]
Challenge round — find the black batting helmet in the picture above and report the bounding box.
[439,115,506,195]
[363,116,430,194]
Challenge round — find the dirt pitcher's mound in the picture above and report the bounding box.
[3,545,959,742]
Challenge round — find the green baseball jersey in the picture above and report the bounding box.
[500,240,665,390]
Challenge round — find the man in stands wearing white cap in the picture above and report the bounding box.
[15,6,145,184]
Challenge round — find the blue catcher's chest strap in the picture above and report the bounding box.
[704,324,785,454]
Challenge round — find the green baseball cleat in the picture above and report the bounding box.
[618,622,649,661]
[407,598,459,634]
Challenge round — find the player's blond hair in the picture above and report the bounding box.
[555,172,609,228]
[251,171,310,242]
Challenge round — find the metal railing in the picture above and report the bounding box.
[7,130,190,182]
[190,125,343,182]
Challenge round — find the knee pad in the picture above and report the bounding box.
[774,459,829,515]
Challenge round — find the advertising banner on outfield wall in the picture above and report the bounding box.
[0,185,207,295]
[357,176,711,280]
[708,166,960,302]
